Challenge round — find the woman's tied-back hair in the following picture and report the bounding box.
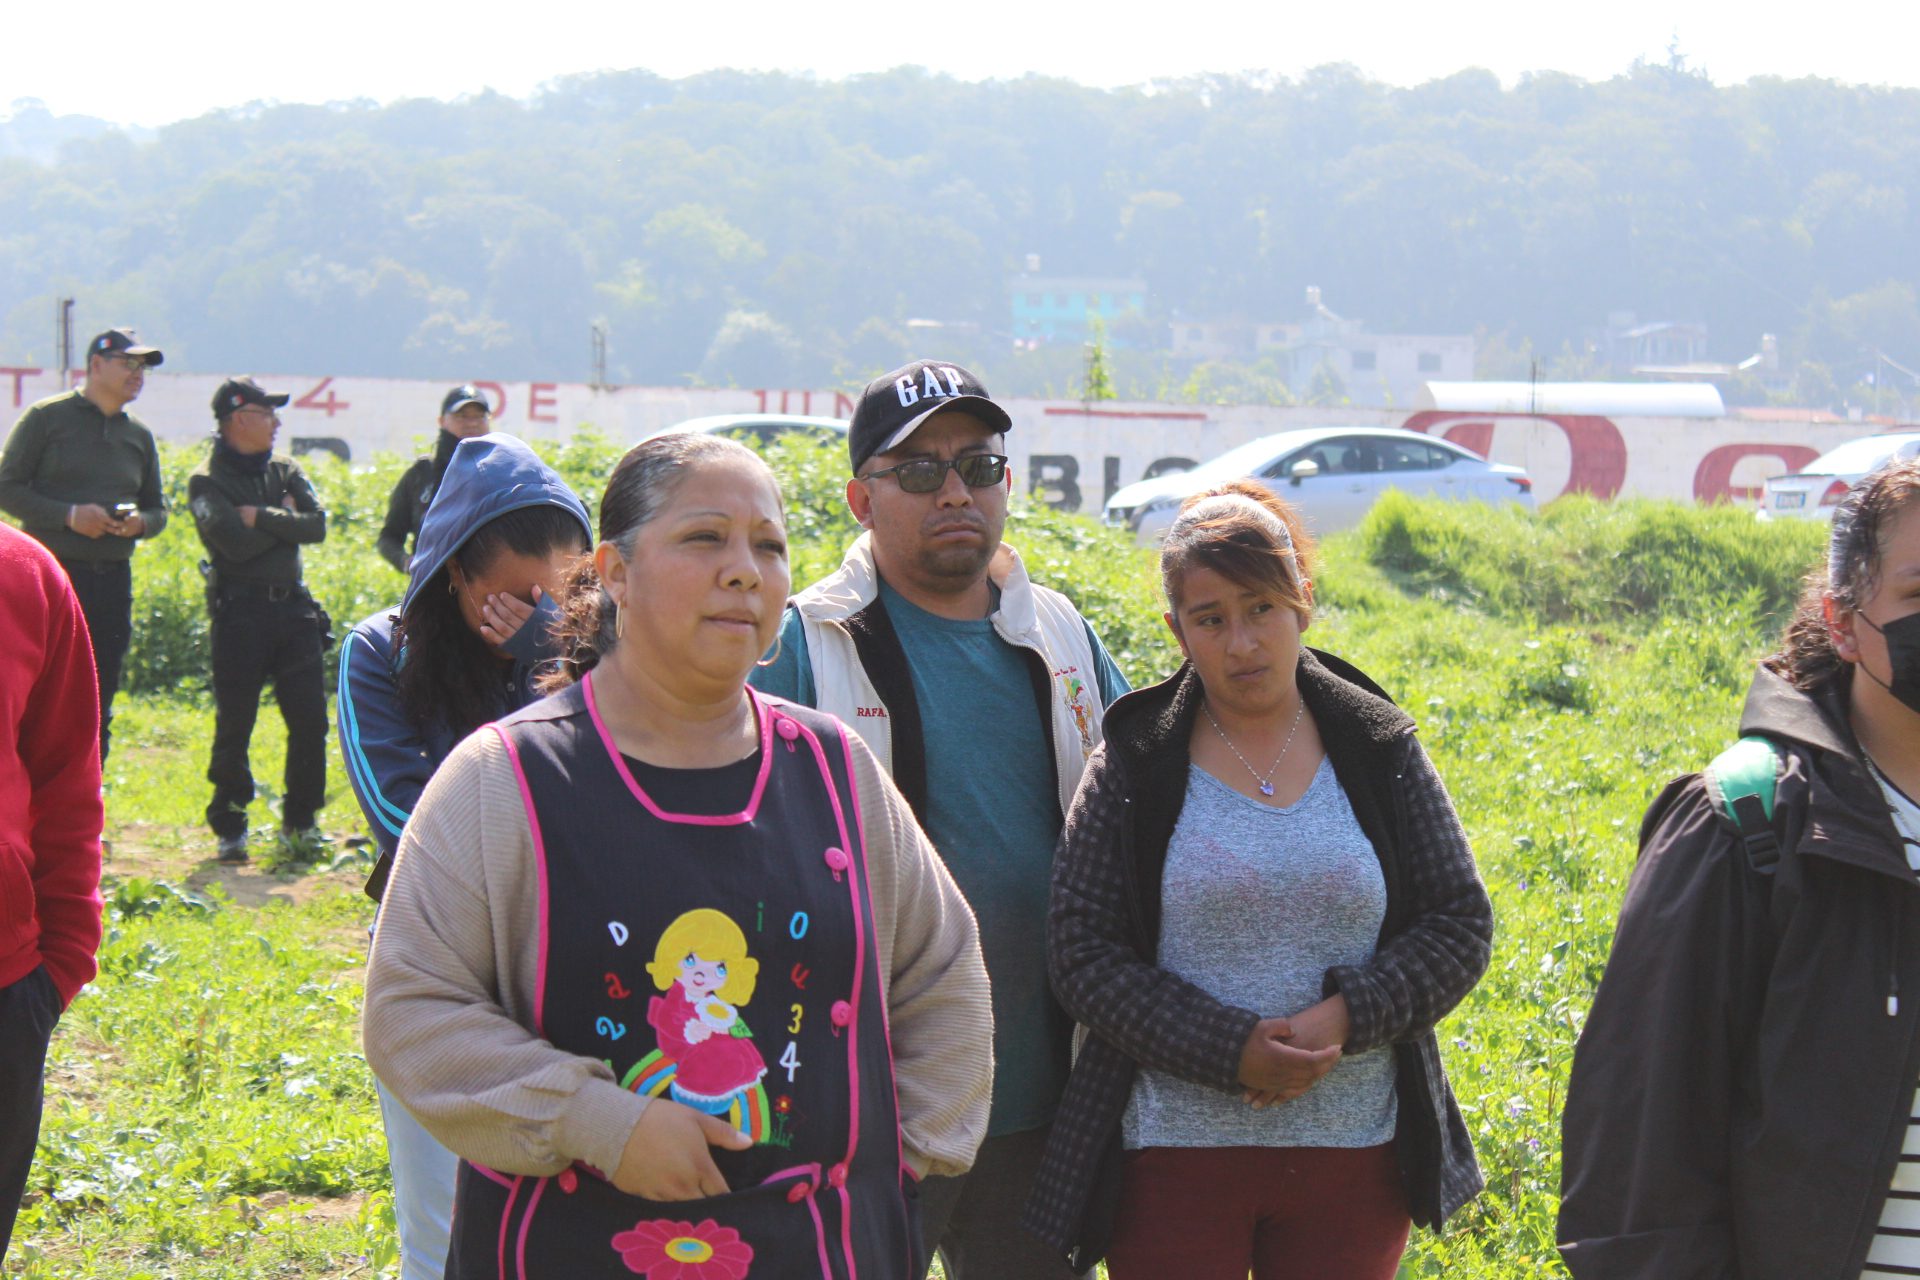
[1768,457,1920,690]
[545,432,782,688]
[645,908,761,1005]
[1159,479,1317,623]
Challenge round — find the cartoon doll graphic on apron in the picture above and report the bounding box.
[642,910,771,1128]
[445,679,917,1280]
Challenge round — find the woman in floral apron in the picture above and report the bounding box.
[364,432,993,1280]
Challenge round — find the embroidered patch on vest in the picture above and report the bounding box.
[1061,673,1094,752]
[617,909,778,1145]
[610,1216,754,1277]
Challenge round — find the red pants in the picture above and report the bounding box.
[1104,1144,1411,1280]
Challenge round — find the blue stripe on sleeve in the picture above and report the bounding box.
[338,635,409,837]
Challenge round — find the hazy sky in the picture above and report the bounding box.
[6,0,1914,128]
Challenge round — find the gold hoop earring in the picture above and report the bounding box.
[755,628,784,669]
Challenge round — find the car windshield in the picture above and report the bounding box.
[1805,435,1920,475]
[1185,435,1316,482]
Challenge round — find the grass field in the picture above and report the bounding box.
[3,439,1830,1278]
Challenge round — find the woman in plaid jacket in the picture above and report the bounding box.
[1021,481,1492,1277]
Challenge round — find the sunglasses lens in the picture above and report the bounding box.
[957,456,1006,487]
[895,461,948,493]
[882,455,1008,492]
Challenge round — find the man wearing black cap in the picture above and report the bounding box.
[189,377,330,864]
[752,360,1129,1279]
[375,385,493,572]
[0,328,170,761]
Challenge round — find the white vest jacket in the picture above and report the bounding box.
[792,533,1107,820]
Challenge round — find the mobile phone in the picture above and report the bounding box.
[112,502,137,519]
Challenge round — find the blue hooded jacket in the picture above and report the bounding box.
[337,434,591,880]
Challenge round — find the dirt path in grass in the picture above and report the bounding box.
[102,821,375,938]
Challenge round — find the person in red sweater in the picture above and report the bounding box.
[0,521,104,1262]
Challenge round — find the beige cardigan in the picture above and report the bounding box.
[362,720,992,1183]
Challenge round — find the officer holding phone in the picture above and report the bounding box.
[0,328,170,761]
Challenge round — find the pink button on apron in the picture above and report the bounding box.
[828,1162,848,1188]
[830,1000,853,1028]
[824,847,850,873]
[776,717,801,742]
[786,1180,812,1204]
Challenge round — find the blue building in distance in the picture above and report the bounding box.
[1009,274,1148,346]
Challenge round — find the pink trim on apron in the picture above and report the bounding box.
[581,671,776,825]
[493,725,554,1039]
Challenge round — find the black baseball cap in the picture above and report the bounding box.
[88,328,163,366]
[441,384,490,415]
[211,376,291,419]
[848,360,1012,475]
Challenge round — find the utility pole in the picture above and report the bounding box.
[55,297,74,383]
[590,323,608,391]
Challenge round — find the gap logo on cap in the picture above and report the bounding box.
[894,365,969,407]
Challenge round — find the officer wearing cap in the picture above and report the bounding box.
[0,328,170,761]
[375,385,493,572]
[189,377,330,864]
[752,359,1130,1280]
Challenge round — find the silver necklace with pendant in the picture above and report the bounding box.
[1202,698,1305,797]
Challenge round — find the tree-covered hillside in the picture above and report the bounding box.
[3,63,1916,401]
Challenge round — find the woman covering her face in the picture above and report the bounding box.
[1024,479,1493,1279]
[362,432,992,1279]
[1561,459,1920,1279]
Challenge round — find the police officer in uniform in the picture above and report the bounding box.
[375,384,493,572]
[189,378,330,864]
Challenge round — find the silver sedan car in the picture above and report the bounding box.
[1104,426,1535,542]
[1758,432,1920,521]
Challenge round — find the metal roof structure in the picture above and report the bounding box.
[1416,381,1727,418]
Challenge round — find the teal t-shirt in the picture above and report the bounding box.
[750,580,1130,1135]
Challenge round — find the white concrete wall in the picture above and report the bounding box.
[1,364,1890,513]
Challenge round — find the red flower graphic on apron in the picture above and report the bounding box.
[611,1216,754,1278]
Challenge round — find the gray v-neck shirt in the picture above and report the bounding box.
[1122,756,1398,1150]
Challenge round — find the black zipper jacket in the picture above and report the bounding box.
[1560,665,1920,1279]
[188,443,326,589]
[1023,649,1493,1268]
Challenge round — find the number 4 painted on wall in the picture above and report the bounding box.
[779,1041,801,1083]
[294,377,350,417]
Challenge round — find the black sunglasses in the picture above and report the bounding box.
[862,453,1008,494]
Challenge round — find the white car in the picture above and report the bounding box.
[1103,427,1535,543]
[1758,432,1920,520]
[651,413,848,445]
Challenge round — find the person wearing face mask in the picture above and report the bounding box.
[338,431,590,1280]
[190,377,330,866]
[1561,457,1920,1280]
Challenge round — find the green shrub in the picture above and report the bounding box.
[1357,491,1828,632]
